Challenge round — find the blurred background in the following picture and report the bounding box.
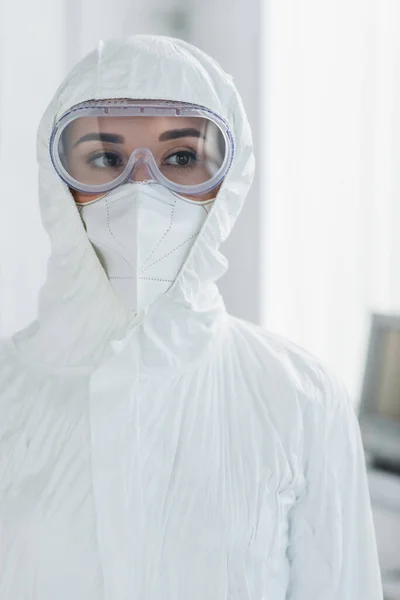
[0,1,399,597]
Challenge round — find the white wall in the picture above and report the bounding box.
[260,0,400,402]
[0,0,65,335]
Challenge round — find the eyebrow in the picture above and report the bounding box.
[72,128,205,148]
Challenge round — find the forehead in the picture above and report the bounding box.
[67,115,207,139]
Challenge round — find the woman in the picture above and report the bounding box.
[0,34,383,599]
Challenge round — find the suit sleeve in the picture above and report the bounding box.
[285,366,384,599]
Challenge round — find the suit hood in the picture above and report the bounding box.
[11,34,255,370]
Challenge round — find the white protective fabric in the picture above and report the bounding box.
[0,35,383,600]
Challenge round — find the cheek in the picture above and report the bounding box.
[70,188,103,204]
[201,182,222,201]
[182,182,223,202]
[69,182,222,204]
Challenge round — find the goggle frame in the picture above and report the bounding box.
[49,99,235,196]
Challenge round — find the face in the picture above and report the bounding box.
[64,114,223,204]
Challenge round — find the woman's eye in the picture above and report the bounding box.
[87,152,123,169]
[164,150,197,167]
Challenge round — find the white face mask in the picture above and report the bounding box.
[76,183,215,314]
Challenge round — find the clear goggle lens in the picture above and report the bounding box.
[50,100,234,196]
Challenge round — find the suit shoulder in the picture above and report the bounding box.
[227,315,349,406]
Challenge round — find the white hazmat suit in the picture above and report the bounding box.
[0,35,383,600]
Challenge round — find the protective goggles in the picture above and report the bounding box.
[49,99,235,196]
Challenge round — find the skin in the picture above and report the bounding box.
[64,108,223,204]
